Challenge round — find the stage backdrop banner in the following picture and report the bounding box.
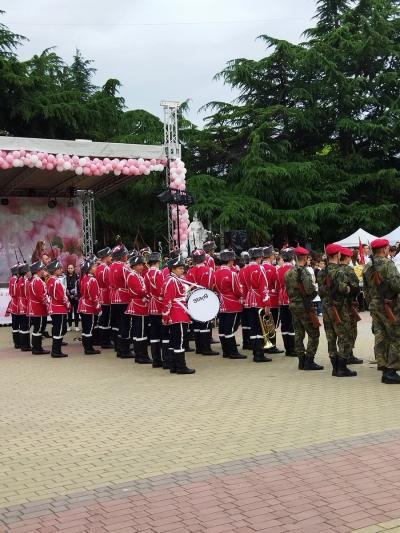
[0,287,11,325]
[0,198,83,286]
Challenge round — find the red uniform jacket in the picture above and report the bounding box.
[144,267,164,315]
[8,275,19,315]
[78,274,101,314]
[126,270,148,316]
[162,275,190,325]
[262,263,280,308]
[28,275,48,317]
[161,266,170,280]
[204,254,215,270]
[241,262,269,308]
[95,263,110,305]
[277,263,293,306]
[109,261,131,304]
[47,276,69,314]
[16,276,29,315]
[214,266,243,313]
[186,264,215,289]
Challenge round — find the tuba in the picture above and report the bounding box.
[258,308,276,350]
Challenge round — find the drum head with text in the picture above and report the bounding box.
[187,288,220,322]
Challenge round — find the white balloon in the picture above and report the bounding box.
[114,169,121,176]
[64,161,72,170]
[12,159,19,167]
[35,161,43,168]
[75,167,83,175]
[79,157,86,166]
[138,157,144,164]
[31,155,39,164]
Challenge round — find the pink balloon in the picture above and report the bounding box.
[63,154,70,161]
[117,162,124,171]
[132,167,139,176]
[2,162,9,169]
[105,163,113,172]
[46,163,54,170]
[94,169,101,176]
[122,166,130,175]
[72,155,80,164]
[47,154,56,164]
[90,164,97,173]
[138,165,147,173]
[112,161,118,170]
[93,158,100,164]
[177,183,185,190]
[103,157,110,164]
[5,154,13,163]
[12,150,21,158]
[83,167,91,176]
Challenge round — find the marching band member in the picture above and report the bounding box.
[78,258,101,355]
[109,244,132,357]
[8,264,20,349]
[186,249,218,356]
[144,251,166,368]
[124,254,152,364]
[203,241,216,270]
[214,250,246,359]
[47,259,70,358]
[162,256,195,374]
[277,248,296,356]
[241,247,271,363]
[95,247,113,349]
[239,251,252,350]
[262,246,284,355]
[16,263,31,352]
[28,261,50,355]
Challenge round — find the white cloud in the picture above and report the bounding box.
[2,0,317,126]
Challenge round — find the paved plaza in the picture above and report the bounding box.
[1,313,400,532]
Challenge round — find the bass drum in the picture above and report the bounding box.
[187,288,220,322]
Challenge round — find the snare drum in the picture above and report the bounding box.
[187,288,220,322]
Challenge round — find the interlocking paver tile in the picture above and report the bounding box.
[1,316,400,532]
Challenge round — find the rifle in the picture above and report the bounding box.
[13,248,20,265]
[18,246,26,264]
[297,267,321,328]
[371,255,397,324]
[325,269,342,325]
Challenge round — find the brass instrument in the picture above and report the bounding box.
[258,308,276,350]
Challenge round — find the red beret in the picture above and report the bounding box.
[371,238,389,249]
[340,247,353,257]
[294,246,310,256]
[325,243,342,256]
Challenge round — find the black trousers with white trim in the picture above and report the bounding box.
[30,316,47,337]
[81,313,98,338]
[98,304,111,331]
[280,305,295,354]
[170,323,188,354]
[120,314,147,341]
[51,314,67,340]
[218,312,241,338]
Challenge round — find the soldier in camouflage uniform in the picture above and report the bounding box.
[285,246,323,371]
[317,243,356,377]
[363,238,400,384]
[340,247,363,364]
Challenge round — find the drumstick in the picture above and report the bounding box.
[171,274,204,290]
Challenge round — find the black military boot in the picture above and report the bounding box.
[51,339,68,358]
[348,350,363,364]
[175,352,196,374]
[32,335,50,355]
[298,355,305,370]
[168,348,177,373]
[381,368,400,384]
[134,341,153,364]
[253,339,272,362]
[220,337,229,358]
[336,358,357,377]
[100,329,114,349]
[265,346,285,355]
[151,343,163,368]
[118,338,135,359]
[183,335,194,353]
[91,327,101,346]
[20,332,31,352]
[242,329,252,350]
[200,333,219,356]
[12,331,21,349]
[226,337,247,359]
[284,336,296,356]
[330,356,338,376]
[194,332,202,354]
[303,356,324,370]
[83,336,101,355]
[162,342,170,369]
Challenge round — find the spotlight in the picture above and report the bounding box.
[1,198,9,206]
[48,198,57,209]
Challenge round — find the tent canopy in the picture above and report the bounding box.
[0,136,165,198]
[335,228,378,248]
[381,226,400,245]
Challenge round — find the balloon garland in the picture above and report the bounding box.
[169,159,189,253]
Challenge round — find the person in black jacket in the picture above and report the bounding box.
[66,264,80,331]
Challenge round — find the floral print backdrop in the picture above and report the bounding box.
[0,198,83,284]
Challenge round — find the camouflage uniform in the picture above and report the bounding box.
[363,257,400,370]
[285,266,320,359]
[317,263,353,361]
[342,264,361,350]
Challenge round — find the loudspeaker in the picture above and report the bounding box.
[224,230,248,255]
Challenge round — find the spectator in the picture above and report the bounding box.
[66,264,80,332]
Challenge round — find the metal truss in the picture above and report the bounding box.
[75,189,95,256]
[161,100,181,247]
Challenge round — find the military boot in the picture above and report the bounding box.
[151,342,163,368]
[330,356,338,376]
[12,331,21,349]
[298,355,305,370]
[162,342,170,369]
[303,356,324,370]
[253,339,272,362]
[31,335,50,355]
[118,338,135,359]
[200,333,219,356]
[226,337,247,359]
[242,328,252,350]
[134,341,152,364]
[348,350,363,364]
[51,339,68,358]
[382,368,400,384]
[83,336,100,355]
[336,357,357,377]
[175,352,196,374]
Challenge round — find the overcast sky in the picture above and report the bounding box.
[2,0,317,127]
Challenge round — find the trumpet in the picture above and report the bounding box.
[258,308,276,350]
